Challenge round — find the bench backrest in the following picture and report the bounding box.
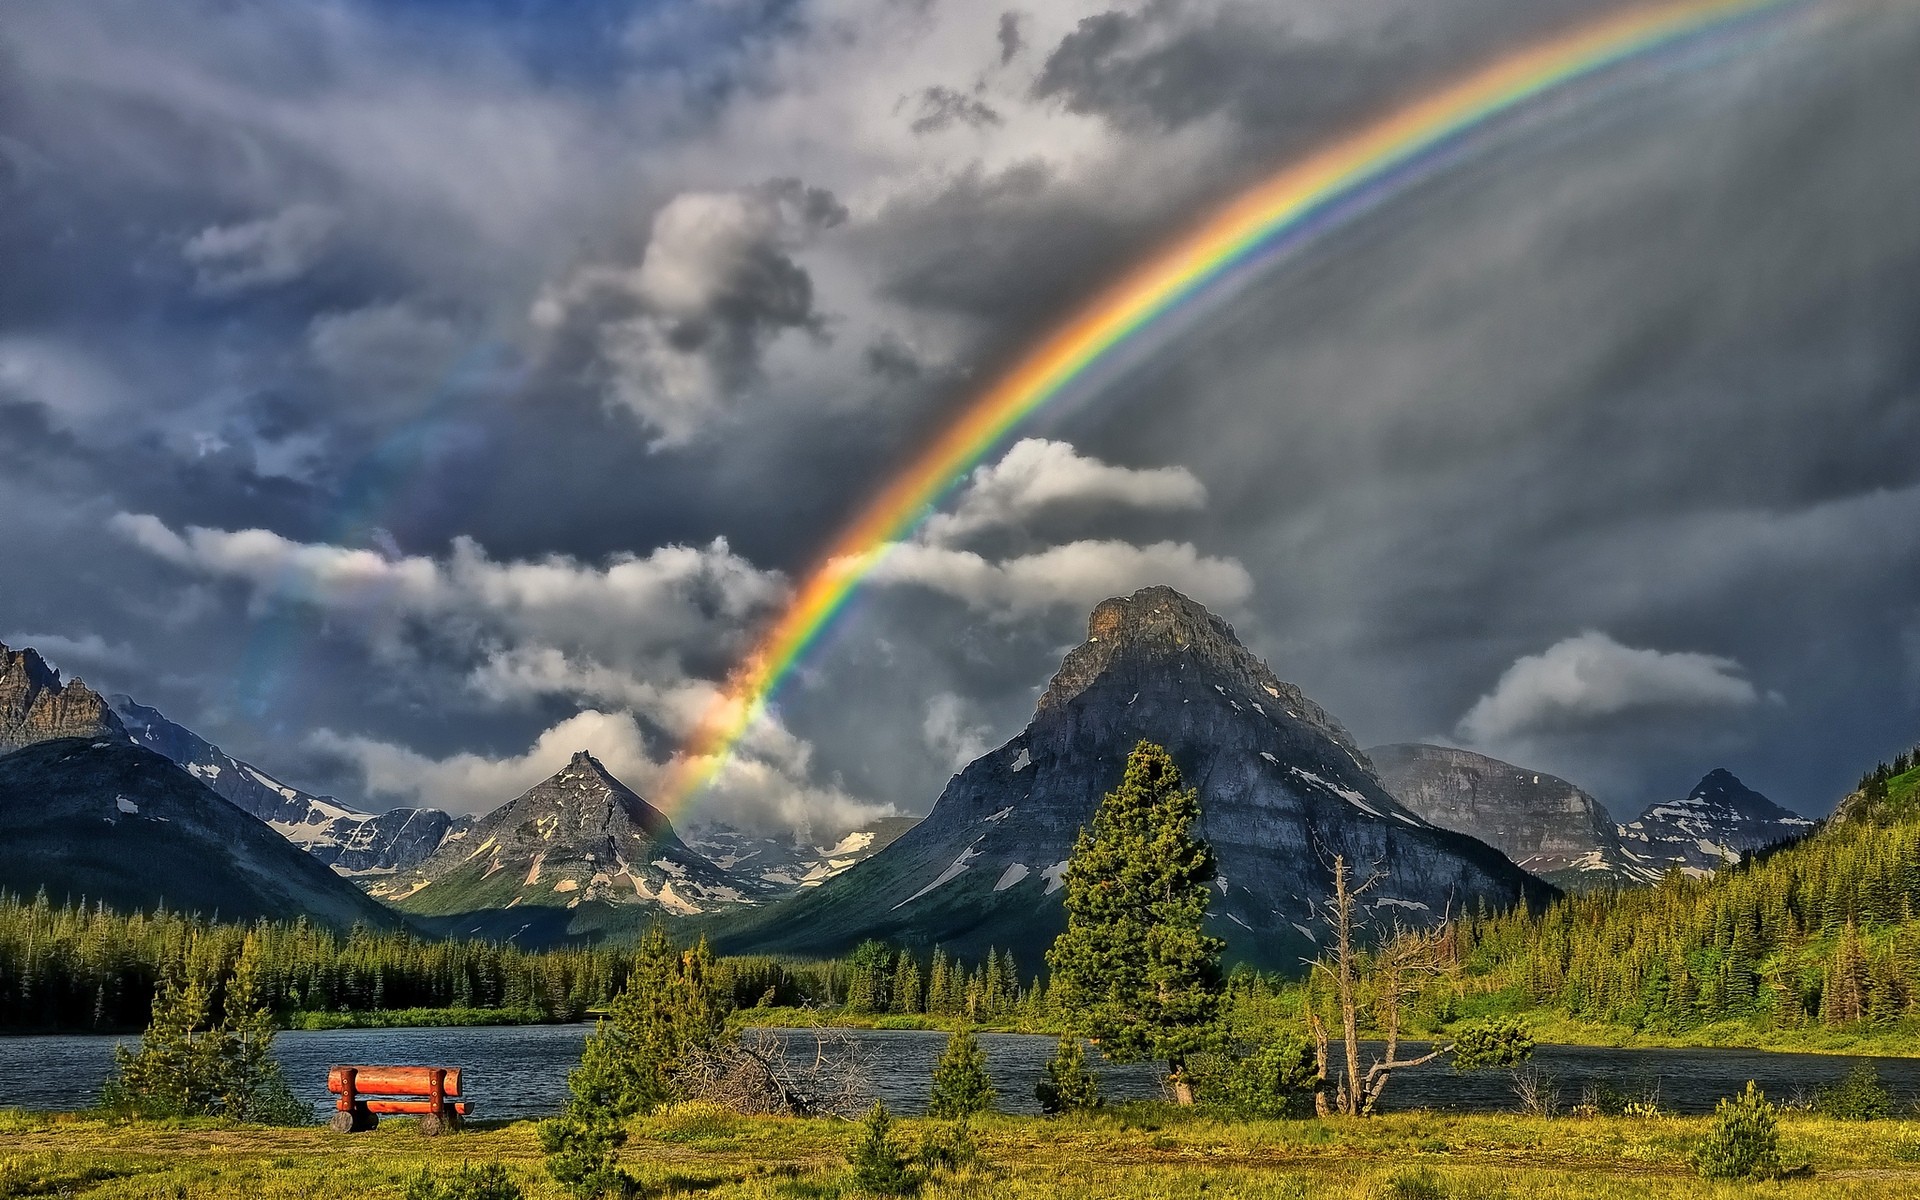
[327,1065,463,1098]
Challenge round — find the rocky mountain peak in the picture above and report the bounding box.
[1037,586,1360,755]
[376,750,758,927]
[718,587,1550,967]
[1619,767,1813,876]
[1,642,126,754]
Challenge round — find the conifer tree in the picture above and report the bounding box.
[1046,741,1224,1104]
[927,1025,996,1118]
[1035,1034,1099,1114]
[889,951,922,1014]
[927,950,952,1016]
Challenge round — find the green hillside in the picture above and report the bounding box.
[1450,748,1920,1046]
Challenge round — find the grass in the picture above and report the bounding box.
[6,1103,1920,1198]
[287,1007,552,1031]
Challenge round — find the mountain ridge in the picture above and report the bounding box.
[713,587,1555,967]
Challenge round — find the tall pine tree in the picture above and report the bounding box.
[1046,741,1224,1104]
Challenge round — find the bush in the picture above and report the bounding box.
[1035,1035,1100,1114]
[847,1102,916,1195]
[537,1113,634,1200]
[1692,1081,1783,1181]
[1198,1032,1316,1118]
[916,1118,982,1173]
[405,1162,525,1200]
[927,1027,995,1119]
[1814,1063,1893,1121]
[1449,1020,1534,1071]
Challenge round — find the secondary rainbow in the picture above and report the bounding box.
[661,0,1800,811]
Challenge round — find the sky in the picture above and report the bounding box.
[3,0,1918,836]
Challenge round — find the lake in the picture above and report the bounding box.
[1,1026,1915,1120]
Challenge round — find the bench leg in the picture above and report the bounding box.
[330,1103,378,1133]
[419,1110,446,1137]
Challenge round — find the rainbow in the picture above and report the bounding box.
[661,0,1801,811]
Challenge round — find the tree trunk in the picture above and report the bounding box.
[1333,856,1362,1117]
[1168,1057,1195,1106]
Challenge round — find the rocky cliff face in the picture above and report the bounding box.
[377,752,760,928]
[110,695,463,874]
[1619,769,1814,876]
[0,643,126,753]
[715,587,1553,967]
[1370,743,1656,890]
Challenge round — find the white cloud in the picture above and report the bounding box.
[867,537,1252,616]
[1457,630,1763,743]
[183,204,337,294]
[2,632,138,676]
[109,512,783,669]
[314,707,889,834]
[922,437,1206,543]
[531,183,843,445]
[922,691,993,767]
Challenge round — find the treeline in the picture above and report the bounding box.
[0,891,1021,1032]
[838,939,1037,1021]
[1454,755,1920,1032]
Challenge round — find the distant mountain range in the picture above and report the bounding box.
[109,695,466,875]
[1618,767,1814,875]
[1374,742,1812,887]
[1370,744,1658,889]
[714,587,1554,967]
[0,737,398,929]
[0,617,1820,955]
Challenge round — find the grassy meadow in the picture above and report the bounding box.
[8,1103,1920,1199]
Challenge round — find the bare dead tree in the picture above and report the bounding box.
[1307,854,1461,1117]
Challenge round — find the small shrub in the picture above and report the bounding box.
[916,1118,982,1173]
[1377,1167,1449,1200]
[1200,1032,1317,1118]
[1891,1133,1920,1162]
[926,1027,995,1119]
[538,1112,634,1199]
[1450,1020,1534,1071]
[1814,1062,1893,1121]
[847,1102,916,1195]
[1035,1035,1100,1114]
[1691,1081,1783,1181]
[406,1162,525,1200]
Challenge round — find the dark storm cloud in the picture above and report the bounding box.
[530,178,848,445]
[3,0,1917,835]
[909,86,1003,134]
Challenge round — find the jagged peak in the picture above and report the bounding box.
[1035,586,1361,755]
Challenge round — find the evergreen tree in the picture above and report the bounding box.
[889,952,922,1015]
[927,950,952,1016]
[927,1025,995,1118]
[1045,741,1225,1104]
[540,928,728,1198]
[847,1102,915,1195]
[1034,1034,1099,1114]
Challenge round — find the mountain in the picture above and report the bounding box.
[1,643,126,753]
[376,752,759,941]
[1617,768,1814,876]
[109,696,464,875]
[0,738,399,929]
[713,587,1554,968]
[683,816,920,894]
[1369,743,1658,890]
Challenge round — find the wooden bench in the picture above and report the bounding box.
[327,1065,471,1135]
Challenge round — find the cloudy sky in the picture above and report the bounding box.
[4,0,1918,834]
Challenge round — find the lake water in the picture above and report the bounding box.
[2,1025,1915,1120]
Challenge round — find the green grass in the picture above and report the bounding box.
[287,1007,551,1031]
[6,1104,1920,1198]
[729,1006,1061,1034]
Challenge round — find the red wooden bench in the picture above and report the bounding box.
[327,1065,471,1134]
